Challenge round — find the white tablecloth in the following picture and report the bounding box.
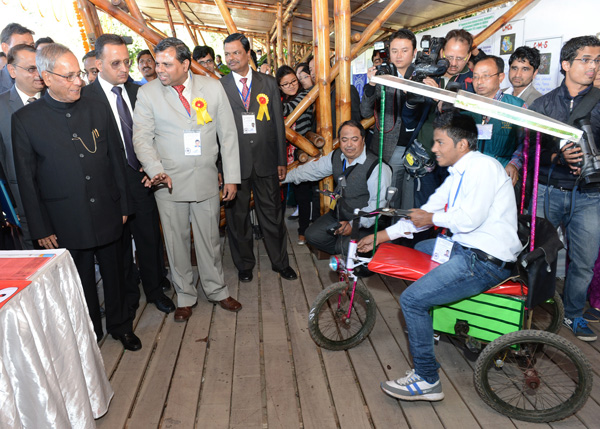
[0,249,113,429]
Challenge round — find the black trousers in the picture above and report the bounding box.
[70,239,131,340]
[121,167,165,313]
[225,169,289,272]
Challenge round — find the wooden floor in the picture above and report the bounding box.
[95,214,600,429]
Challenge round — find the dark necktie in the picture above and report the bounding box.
[240,77,250,111]
[173,84,190,114]
[111,86,140,170]
[27,97,36,104]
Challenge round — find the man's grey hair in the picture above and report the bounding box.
[37,43,71,73]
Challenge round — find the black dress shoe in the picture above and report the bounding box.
[160,276,172,292]
[111,331,142,351]
[239,270,253,282]
[273,266,297,280]
[150,293,176,314]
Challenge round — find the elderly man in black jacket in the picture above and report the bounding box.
[12,43,141,351]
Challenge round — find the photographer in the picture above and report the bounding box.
[282,120,391,255]
[360,29,419,209]
[528,35,600,342]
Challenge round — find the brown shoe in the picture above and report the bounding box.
[174,302,197,322]
[211,296,242,312]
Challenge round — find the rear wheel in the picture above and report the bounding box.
[474,330,592,423]
[308,281,376,351]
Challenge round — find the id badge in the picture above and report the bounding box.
[431,234,453,264]
[184,130,201,156]
[242,112,257,134]
[476,124,493,140]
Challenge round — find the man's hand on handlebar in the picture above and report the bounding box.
[357,230,391,253]
[409,209,434,228]
[335,221,351,236]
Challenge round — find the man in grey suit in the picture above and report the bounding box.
[0,23,34,94]
[220,33,297,283]
[133,37,242,322]
[504,46,543,106]
[0,44,44,249]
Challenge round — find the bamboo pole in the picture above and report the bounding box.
[266,31,272,67]
[88,1,104,39]
[76,0,98,44]
[172,0,198,46]
[293,12,397,34]
[314,0,334,213]
[213,0,257,70]
[473,0,537,47]
[351,0,377,17]
[145,20,168,38]
[269,0,302,42]
[276,2,284,68]
[286,129,320,157]
[286,19,293,66]
[87,0,213,77]
[410,0,509,33]
[196,28,207,45]
[163,0,177,37]
[285,0,406,128]
[186,0,276,12]
[335,0,351,128]
[124,0,154,51]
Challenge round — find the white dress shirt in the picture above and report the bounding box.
[231,68,253,106]
[386,150,522,262]
[15,86,40,105]
[97,75,136,157]
[283,147,392,228]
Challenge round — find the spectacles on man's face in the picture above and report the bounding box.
[198,59,214,67]
[442,53,469,63]
[14,64,39,74]
[109,59,132,70]
[280,79,298,89]
[472,72,500,81]
[46,70,84,82]
[572,57,600,67]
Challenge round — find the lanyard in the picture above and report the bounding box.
[446,172,465,211]
[342,159,346,171]
[237,80,252,104]
[482,91,504,124]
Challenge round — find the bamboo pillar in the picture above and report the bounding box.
[286,19,293,66]
[335,0,351,127]
[88,1,104,39]
[196,28,207,45]
[276,2,284,68]
[285,0,407,128]
[124,0,154,51]
[163,0,177,37]
[473,0,537,47]
[314,0,333,212]
[213,0,256,70]
[266,31,272,68]
[76,0,98,46]
[173,0,198,46]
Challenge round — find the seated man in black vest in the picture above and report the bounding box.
[282,120,392,255]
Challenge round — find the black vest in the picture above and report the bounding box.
[331,148,380,221]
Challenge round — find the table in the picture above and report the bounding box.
[0,249,113,428]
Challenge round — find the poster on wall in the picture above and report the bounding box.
[494,20,525,88]
[525,37,563,95]
[457,11,497,54]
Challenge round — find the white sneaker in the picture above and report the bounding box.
[381,369,444,401]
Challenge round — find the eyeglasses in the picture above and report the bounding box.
[83,68,99,77]
[14,64,39,74]
[109,59,132,70]
[280,79,298,89]
[472,72,500,81]
[198,59,214,67]
[442,53,469,63]
[573,57,600,67]
[46,70,84,82]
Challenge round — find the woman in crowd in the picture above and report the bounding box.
[296,62,313,90]
[276,65,316,245]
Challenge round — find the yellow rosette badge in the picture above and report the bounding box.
[192,97,212,125]
[256,93,270,121]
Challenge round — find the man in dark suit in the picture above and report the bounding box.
[81,34,175,317]
[0,23,34,94]
[220,33,297,283]
[12,43,141,351]
[0,44,44,249]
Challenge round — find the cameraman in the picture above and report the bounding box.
[282,120,391,255]
[360,29,419,209]
[529,35,600,342]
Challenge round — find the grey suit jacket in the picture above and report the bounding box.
[220,70,286,180]
[133,73,240,202]
[0,66,14,94]
[0,85,26,211]
[503,84,543,107]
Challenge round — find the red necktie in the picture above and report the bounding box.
[240,77,250,111]
[173,84,190,115]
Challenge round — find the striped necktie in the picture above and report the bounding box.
[240,77,250,111]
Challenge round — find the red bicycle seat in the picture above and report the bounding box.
[368,243,527,297]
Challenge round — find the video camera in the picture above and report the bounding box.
[373,41,398,77]
[412,35,449,82]
[574,117,600,184]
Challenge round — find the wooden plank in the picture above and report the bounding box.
[260,251,301,427]
[230,242,263,429]
[283,252,338,429]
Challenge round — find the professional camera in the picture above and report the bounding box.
[412,36,449,82]
[373,41,398,76]
[574,117,600,184]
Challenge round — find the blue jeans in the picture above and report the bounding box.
[401,239,512,383]
[536,184,600,318]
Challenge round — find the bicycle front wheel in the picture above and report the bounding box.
[308,281,376,351]
[474,330,592,423]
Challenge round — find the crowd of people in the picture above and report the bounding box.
[0,19,599,405]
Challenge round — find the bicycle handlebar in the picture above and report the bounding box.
[353,207,412,219]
